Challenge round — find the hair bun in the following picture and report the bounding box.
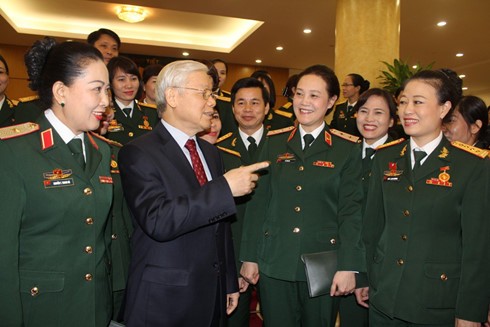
[24,37,57,91]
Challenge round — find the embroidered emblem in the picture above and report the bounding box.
[400,145,407,157]
[313,161,334,168]
[43,168,75,188]
[138,116,153,130]
[111,159,118,169]
[438,147,449,158]
[231,137,237,147]
[108,119,124,132]
[277,152,295,163]
[383,162,403,181]
[41,128,54,150]
[324,131,332,146]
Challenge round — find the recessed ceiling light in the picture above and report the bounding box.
[456,53,464,57]
[412,65,418,69]
[437,21,447,27]
[276,46,284,51]
[303,28,312,34]
[459,74,466,78]
[462,87,468,90]
[255,59,262,64]
[182,52,190,56]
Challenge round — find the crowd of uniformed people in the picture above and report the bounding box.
[0,27,489,327]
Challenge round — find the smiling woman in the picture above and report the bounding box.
[0,37,114,327]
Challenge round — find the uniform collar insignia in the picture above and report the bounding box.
[41,128,54,150]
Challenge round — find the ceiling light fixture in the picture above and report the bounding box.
[412,65,418,69]
[462,87,468,90]
[182,52,190,56]
[456,53,464,57]
[255,59,262,64]
[303,28,312,34]
[276,46,284,51]
[437,21,447,27]
[117,6,148,23]
[459,74,466,78]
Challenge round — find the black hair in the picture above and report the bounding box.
[298,65,340,99]
[196,60,220,91]
[283,74,299,98]
[211,59,228,73]
[87,28,121,49]
[354,88,398,122]
[347,73,370,94]
[24,37,104,109]
[231,77,270,106]
[437,68,463,100]
[142,64,163,84]
[0,54,9,75]
[250,71,276,108]
[107,56,143,100]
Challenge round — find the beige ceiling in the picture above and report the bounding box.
[0,0,489,101]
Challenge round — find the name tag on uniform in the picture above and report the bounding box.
[43,168,75,188]
[99,176,113,184]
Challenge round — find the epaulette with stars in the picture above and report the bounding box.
[215,132,233,144]
[267,126,295,137]
[330,129,360,143]
[0,122,39,140]
[376,138,405,150]
[451,141,489,159]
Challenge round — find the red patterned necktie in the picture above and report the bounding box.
[185,139,208,186]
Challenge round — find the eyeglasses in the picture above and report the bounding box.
[174,87,218,100]
[341,83,354,87]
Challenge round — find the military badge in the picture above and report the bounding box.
[438,147,449,158]
[339,111,345,119]
[99,176,114,184]
[108,119,124,132]
[43,168,75,188]
[426,166,452,187]
[384,162,403,181]
[231,137,237,147]
[313,161,334,168]
[277,152,296,163]
[324,131,332,146]
[138,116,153,130]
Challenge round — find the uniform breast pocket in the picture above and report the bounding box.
[19,270,65,326]
[422,263,460,309]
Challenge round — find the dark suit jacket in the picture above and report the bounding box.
[118,122,239,327]
[363,137,490,324]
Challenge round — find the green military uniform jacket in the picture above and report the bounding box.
[240,125,364,281]
[0,118,113,327]
[330,101,360,137]
[105,101,158,145]
[13,95,44,124]
[216,90,237,136]
[0,96,16,127]
[216,128,266,271]
[363,137,490,324]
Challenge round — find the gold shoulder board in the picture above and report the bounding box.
[282,102,292,109]
[330,129,360,143]
[18,95,39,103]
[89,132,123,148]
[138,102,157,110]
[267,126,295,136]
[215,132,233,144]
[216,95,231,102]
[7,98,18,107]
[221,90,231,97]
[274,109,293,119]
[217,146,241,158]
[451,141,489,159]
[376,138,405,150]
[0,122,39,140]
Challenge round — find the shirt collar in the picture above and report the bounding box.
[239,125,264,147]
[160,119,197,150]
[44,109,83,144]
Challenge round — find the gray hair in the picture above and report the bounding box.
[156,60,208,116]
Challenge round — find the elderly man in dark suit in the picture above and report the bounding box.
[118,60,268,327]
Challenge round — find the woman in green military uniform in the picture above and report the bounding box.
[240,65,364,327]
[0,38,113,327]
[0,54,16,127]
[105,56,158,145]
[357,70,490,326]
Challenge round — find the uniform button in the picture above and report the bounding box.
[83,187,93,196]
[85,246,93,254]
[128,132,134,137]
[330,238,336,245]
[85,217,94,225]
[298,166,304,171]
[295,185,302,191]
[85,273,93,281]
[440,273,448,281]
[30,287,39,297]
[396,259,404,266]
[401,234,408,241]
[264,230,269,237]
[361,177,365,181]
[292,227,300,233]
[403,210,410,217]
[111,234,118,240]
[407,185,414,192]
[294,206,301,212]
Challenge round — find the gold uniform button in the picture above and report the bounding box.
[330,238,336,245]
[292,227,300,233]
[296,185,302,191]
[128,132,134,137]
[294,206,301,212]
[30,287,39,297]
[85,273,93,281]
[85,246,93,254]
[403,210,410,217]
[396,259,404,266]
[440,273,448,281]
[85,217,94,225]
[264,230,269,237]
[401,234,408,241]
[83,187,93,196]
[298,166,304,171]
[407,185,414,192]
[111,234,118,240]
